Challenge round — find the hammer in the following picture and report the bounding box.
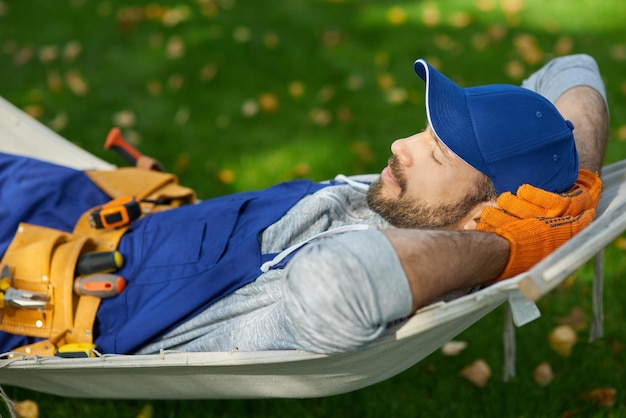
[104,127,164,171]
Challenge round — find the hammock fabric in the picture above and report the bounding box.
[0,96,624,399]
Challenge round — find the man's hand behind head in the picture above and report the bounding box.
[477,169,602,281]
[495,169,601,219]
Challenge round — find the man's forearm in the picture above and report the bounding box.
[522,54,608,173]
[381,229,509,313]
[555,86,609,173]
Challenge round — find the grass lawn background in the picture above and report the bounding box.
[1,0,625,416]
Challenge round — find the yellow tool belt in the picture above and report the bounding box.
[0,168,195,356]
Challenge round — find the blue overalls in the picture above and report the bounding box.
[0,153,328,354]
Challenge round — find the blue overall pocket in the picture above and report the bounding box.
[141,220,205,268]
[95,195,248,353]
[94,180,329,353]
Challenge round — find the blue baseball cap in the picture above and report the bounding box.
[413,59,578,195]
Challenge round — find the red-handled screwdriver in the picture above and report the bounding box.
[74,274,126,299]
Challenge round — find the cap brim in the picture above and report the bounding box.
[413,60,489,176]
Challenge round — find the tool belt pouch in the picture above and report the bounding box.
[0,223,96,352]
[1,168,196,356]
[85,167,196,210]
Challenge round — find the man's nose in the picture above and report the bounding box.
[391,136,413,167]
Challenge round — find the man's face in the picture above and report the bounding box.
[367,126,496,230]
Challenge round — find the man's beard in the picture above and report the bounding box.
[366,156,495,229]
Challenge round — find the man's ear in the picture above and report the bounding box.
[462,200,497,230]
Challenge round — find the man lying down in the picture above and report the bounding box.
[0,54,608,356]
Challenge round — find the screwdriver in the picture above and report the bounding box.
[74,274,126,298]
[55,343,97,358]
[76,251,124,275]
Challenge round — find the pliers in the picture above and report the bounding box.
[0,263,48,310]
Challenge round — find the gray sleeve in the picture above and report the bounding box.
[521,54,607,104]
[282,229,412,353]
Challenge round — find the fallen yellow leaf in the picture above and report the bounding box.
[582,387,617,407]
[38,45,59,63]
[13,46,34,66]
[377,73,395,91]
[434,34,456,52]
[614,236,626,248]
[336,106,353,123]
[472,34,489,50]
[263,32,280,49]
[14,399,39,418]
[441,340,467,356]
[161,6,190,27]
[147,79,162,96]
[386,88,408,105]
[475,0,496,13]
[200,63,218,82]
[610,341,625,359]
[217,169,235,184]
[346,74,364,91]
[610,45,626,61]
[199,0,218,18]
[318,86,335,102]
[112,110,136,128]
[242,99,259,117]
[487,24,507,42]
[532,362,554,387]
[449,12,471,28]
[554,36,573,56]
[258,93,279,112]
[168,74,185,91]
[49,112,68,132]
[309,108,332,127]
[514,33,543,65]
[65,70,89,96]
[166,35,185,59]
[422,2,440,27]
[63,40,82,62]
[116,6,145,31]
[501,0,524,15]
[291,163,310,178]
[233,26,252,43]
[556,307,587,331]
[374,51,389,68]
[288,81,305,98]
[174,107,190,125]
[23,104,44,119]
[387,7,407,26]
[459,359,491,387]
[144,4,164,20]
[505,60,525,80]
[548,325,577,357]
[136,402,154,418]
[351,142,373,163]
[47,70,63,92]
[322,30,341,48]
[175,154,190,173]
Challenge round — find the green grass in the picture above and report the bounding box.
[1,0,626,416]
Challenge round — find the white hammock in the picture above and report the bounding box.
[0,95,624,400]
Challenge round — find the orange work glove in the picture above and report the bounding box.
[477,169,602,281]
[493,169,602,219]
